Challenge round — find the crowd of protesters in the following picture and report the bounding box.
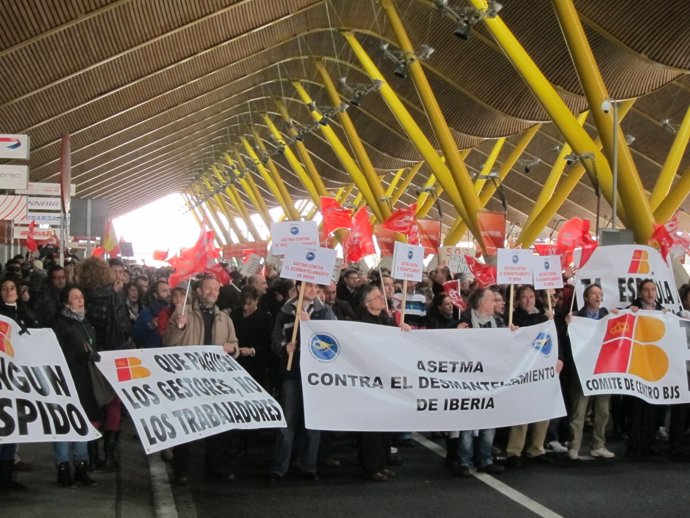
[1,252,689,493]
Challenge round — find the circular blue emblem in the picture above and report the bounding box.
[306,251,316,261]
[290,226,299,235]
[407,250,414,260]
[309,333,340,362]
[532,331,552,356]
[512,254,519,264]
[544,261,550,270]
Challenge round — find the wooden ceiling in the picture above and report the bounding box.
[1,0,688,239]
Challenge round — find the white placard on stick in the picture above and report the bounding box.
[240,253,263,278]
[270,221,319,256]
[281,245,338,286]
[392,241,425,282]
[497,248,534,285]
[533,255,564,290]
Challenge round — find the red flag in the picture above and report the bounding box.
[206,263,231,286]
[345,208,376,263]
[321,197,353,241]
[383,204,417,234]
[25,220,38,253]
[152,249,169,261]
[650,212,690,262]
[443,280,467,310]
[556,217,597,268]
[534,244,559,256]
[464,255,497,288]
[168,227,219,287]
[374,225,395,257]
[416,220,441,256]
[477,211,505,255]
[91,246,106,258]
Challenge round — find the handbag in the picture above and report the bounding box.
[83,333,115,407]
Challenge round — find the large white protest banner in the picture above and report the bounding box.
[0,317,101,443]
[300,320,565,431]
[573,245,681,311]
[97,347,286,454]
[269,221,319,255]
[569,311,690,404]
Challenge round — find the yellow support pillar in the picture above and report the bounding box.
[650,106,690,212]
[290,82,385,222]
[391,162,424,207]
[198,182,232,245]
[474,139,506,194]
[262,114,322,208]
[385,167,407,199]
[234,141,286,221]
[380,1,483,231]
[181,192,204,229]
[314,60,391,220]
[202,178,241,245]
[248,132,300,221]
[551,0,653,241]
[229,154,273,228]
[273,100,329,197]
[654,167,690,223]
[342,31,479,242]
[212,174,261,242]
[207,168,253,243]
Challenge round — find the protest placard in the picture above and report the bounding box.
[497,248,534,285]
[532,255,564,291]
[281,245,338,286]
[270,221,319,255]
[392,241,425,282]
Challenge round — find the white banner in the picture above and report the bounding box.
[497,249,534,285]
[0,316,101,443]
[0,164,29,190]
[570,311,690,404]
[28,196,62,212]
[533,255,564,290]
[96,347,286,454]
[0,134,30,160]
[573,245,681,311]
[15,182,76,196]
[269,221,319,255]
[17,212,63,226]
[281,245,337,285]
[392,241,425,282]
[0,195,27,221]
[240,253,263,278]
[13,227,59,240]
[300,320,565,431]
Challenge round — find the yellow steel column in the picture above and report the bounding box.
[650,106,690,212]
[181,192,204,228]
[202,177,241,245]
[273,100,329,197]
[391,161,423,206]
[342,31,479,242]
[203,175,249,243]
[381,0,483,229]
[214,175,261,242]
[416,176,441,217]
[233,141,286,221]
[551,0,653,241]
[290,82,385,222]
[209,167,257,240]
[384,167,407,199]
[262,114,322,208]
[198,181,232,245]
[248,131,301,220]
[654,167,690,223]
[473,138,506,194]
[230,153,273,227]
[314,60,391,220]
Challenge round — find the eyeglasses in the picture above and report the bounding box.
[365,294,385,304]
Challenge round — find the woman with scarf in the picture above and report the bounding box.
[52,286,99,487]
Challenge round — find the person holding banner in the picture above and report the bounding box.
[506,285,556,468]
[164,275,240,486]
[447,288,505,476]
[566,284,615,460]
[269,281,335,482]
[52,286,100,487]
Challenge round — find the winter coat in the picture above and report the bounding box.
[163,302,239,355]
[83,285,131,351]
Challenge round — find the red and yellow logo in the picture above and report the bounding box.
[115,357,151,381]
[594,313,668,381]
[0,321,14,357]
[628,249,650,274]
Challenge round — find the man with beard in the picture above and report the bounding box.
[132,280,171,348]
[35,264,67,326]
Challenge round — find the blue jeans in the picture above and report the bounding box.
[53,442,88,464]
[271,378,320,475]
[459,429,495,468]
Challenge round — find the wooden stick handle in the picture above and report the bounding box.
[508,283,515,328]
[400,280,408,327]
[286,282,306,371]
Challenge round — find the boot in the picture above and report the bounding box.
[88,439,104,471]
[0,460,27,492]
[102,431,120,471]
[445,438,462,474]
[57,462,74,488]
[73,461,97,487]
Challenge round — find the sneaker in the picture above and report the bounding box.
[567,449,579,460]
[545,440,568,453]
[590,448,615,459]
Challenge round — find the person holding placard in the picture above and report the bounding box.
[269,281,335,482]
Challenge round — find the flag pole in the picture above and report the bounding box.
[399,279,408,327]
[179,279,192,321]
[286,282,306,371]
[378,262,388,313]
[508,283,515,328]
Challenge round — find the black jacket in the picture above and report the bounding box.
[83,285,131,351]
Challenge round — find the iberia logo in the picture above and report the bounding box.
[628,249,650,274]
[0,321,14,357]
[115,357,151,381]
[594,313,668,382]
[0,137,21,149]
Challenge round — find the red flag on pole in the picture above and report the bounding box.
[649,212,690,262]
[345,208,376,263]
[168,227,219,287]
[152,249,169,261]
[102,219,120,256]
[556,217,597,269]
[477,211,505,255]
[374,225,395,257]
[383,204,417,234]
[464,255,497,288]
[321,197,353,241]
[25,220,38,253]
[443,280,467,310]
